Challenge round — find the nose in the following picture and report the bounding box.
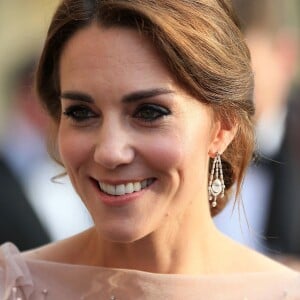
[93,121,135,170]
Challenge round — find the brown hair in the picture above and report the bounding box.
[36,0,255,216]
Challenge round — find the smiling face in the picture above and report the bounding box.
[58,23,222,242]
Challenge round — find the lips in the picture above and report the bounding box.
[98,178,155,196]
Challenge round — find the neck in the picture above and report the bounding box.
[83,203,222,275]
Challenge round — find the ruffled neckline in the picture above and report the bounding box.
[1,242,300,300]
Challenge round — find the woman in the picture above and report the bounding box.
[1,0,299,299]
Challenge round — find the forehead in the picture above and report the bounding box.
[59,23,175,91]
[58,23,215,121]
[61,23,150,63]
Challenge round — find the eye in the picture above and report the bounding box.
[133,104,170,122]
[63,105,98,122]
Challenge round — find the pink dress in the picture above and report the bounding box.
[1,242,300,299]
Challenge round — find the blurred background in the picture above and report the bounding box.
[0,0,299,270]
[0,0,92,250]
[215,0,300,269]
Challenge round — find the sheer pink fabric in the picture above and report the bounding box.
[1,242,300,299]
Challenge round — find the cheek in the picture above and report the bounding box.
[138,121,212,177]
[179,120,212,181]
[139,133,184,172]
[58,126,93,171]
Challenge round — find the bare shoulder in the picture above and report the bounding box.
[234,241,295,273]
[218,234,296,274]
[239,247,295,273]
[23,228,94,265]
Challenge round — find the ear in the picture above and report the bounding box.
[208,119,238,157]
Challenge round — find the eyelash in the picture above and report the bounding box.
[63,105,97,122]
[133,104,171,123]
[62,103,171,124]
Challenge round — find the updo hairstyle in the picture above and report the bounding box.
[36,0,255,216]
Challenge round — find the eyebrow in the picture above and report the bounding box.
[122,88,174,103]
[60,88,174,103]
[60,91,93,103]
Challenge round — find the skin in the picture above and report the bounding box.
[24,23,293,275]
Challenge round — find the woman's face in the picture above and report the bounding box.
[58,24,220,242]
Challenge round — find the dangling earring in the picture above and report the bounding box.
[208,152,225,208]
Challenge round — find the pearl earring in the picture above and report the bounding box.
[208,153,225,208]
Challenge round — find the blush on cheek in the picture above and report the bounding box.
[57,129,92,170]
[144,136,184,171]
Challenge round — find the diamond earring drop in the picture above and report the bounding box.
[208,153,225,207]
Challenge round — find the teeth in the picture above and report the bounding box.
[98,179,154,196]
[99,182,105,191]
[141,179,147,189]
[133,182,141,192]
[115,184,125,196]
[125,183,134,194]
[107,184,116,195]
